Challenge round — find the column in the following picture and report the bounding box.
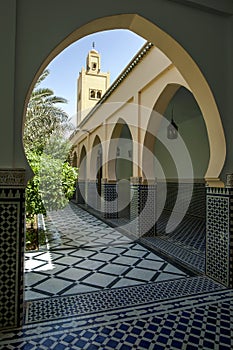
[130,177,157,237]
[87,179,99,211]
[206,185,233,288]
[101,178,118,219]
[0,169,26,330]
[76,180,86,205]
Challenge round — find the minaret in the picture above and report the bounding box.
[77,43,110,124]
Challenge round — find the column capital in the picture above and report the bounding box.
[0,168,26,188]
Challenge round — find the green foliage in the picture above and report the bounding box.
[62,162,78,199]
[25,151,46,217]
[24,69,78,219]
[25,150,78,217]
[24,68,72,154]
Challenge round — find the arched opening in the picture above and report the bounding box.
[21,14,227,310]
[108,119,133,219]
[77,145,87,204]
[24,14,225,186]
[143,85,209,272]
[90,135,103,212]
[72,151,78,167]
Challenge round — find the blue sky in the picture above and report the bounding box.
[40,29,146,126]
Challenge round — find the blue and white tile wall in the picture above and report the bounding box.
[0,169,25,330]
[130,178,157,237]
[206,187,233,288]
[101,179,118,219]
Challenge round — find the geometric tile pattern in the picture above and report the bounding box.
[157,181,206,219]
[101,181,118,219]
[1,198,232,347]
[0,187,25,329]
[153,181,206,274]
[156,211,206,253]
[130,181,157,237]
[40,203,132,250]
[24,241,188,300]
[206,188,231,287]
[140,236,205,274]
[0,286,232,349]
[25,276,223,324]
[79,209,206,275]
[24,203,191,304]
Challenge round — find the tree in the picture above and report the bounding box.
[24,69,78,222]
[24,69,71,153]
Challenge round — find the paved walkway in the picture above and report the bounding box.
[24,203,189,300]
[0,202,232,349]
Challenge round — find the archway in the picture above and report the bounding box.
[143,85,209,273]
[108,119,133,219]
[77,145,87,204]
[23,14,226,187]
[90,135,103,212]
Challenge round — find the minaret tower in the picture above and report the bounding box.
[77,43,110,124]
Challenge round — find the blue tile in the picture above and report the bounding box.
[119,345,132,350]
[74,339,87,347]
[188,335,200,344]
[157,335,168,344]
[203,340,215,348]
[22,344,35,350]
[106,339,118,347]
[83,330,94,339]
[219,335,232,345]
[171,339,183,349]
[174,331,185,340]
[139,339,151,348]
[42,339,54,347]
[114,331,125,339]
[94,334,106,343]
[144,331,154,340]
[62,335,75,343]
[53,344,66,350]
[125,335,137,344]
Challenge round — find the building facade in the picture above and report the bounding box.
[0,0,233,330]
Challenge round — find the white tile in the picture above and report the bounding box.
[57,267,91,280]
[24,290,47,300]
[155,273,184,282]
[112,256,138,266]
[24,259,47,272]
[100,263,130,276]
[163,264,186,275]
[136,260,164,270]
[62,283,99,295]
[112,278,142,288]
[83,272,116,287]
[125,268,156,281]
[24,273,48,287]
[75,260,105,270]
[55,256,80,266]
[36,277,73,294]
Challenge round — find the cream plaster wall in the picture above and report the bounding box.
[1,0,232,183]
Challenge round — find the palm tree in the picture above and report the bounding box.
[24,69,70,153]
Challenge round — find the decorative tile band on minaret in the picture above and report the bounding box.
[206,180,233,288]
[0,169,26,330]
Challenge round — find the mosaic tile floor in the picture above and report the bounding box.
[24,204,189,300]
[1,202,232,349]
[83,204,206,274]
[1,278,232,349]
